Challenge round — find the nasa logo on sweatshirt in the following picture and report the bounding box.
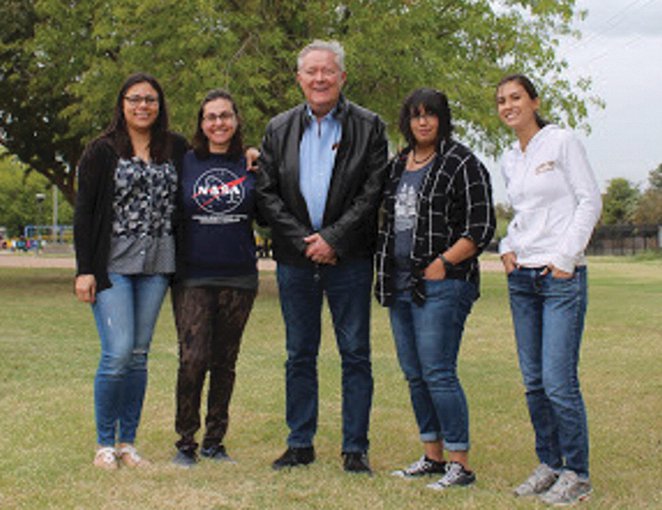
[192,167,247,215]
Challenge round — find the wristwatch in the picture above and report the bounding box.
[439,254,453,272]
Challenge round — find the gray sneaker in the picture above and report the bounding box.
[201,445,236,463]
[426,461,476,491]
[514,463,559,497]
[539,470,592,506]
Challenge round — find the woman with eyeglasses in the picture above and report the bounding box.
[170,90,258,467]
[74,72,187,469]
[496,74,601,506]
[375,88,495,490]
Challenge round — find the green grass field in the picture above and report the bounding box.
[1,257,660,509]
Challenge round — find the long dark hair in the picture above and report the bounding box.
[496,74,548,129]
[398,88,453,149]
[191,89,244,159]
[102,72,171,163]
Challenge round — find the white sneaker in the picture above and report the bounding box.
[539,470,592,506]
[514,463,559,497]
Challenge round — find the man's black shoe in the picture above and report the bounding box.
[343,452,372,474]
[272,446,315,470]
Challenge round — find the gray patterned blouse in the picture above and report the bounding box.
[107,157,177,275]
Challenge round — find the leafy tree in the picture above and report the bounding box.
[2,0,598,205]
[0,151,73,237]
[601,178,640,225]
[632,190,662,225]
[632,164,662,225]
[647,163,662,191]
[494,202,514,240]
[0,0,83,205]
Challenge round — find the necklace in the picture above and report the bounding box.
[412,149,435,165]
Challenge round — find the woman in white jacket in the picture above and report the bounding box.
[496,74,602,506]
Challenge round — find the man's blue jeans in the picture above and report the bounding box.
[276,258,373,453]
[92,273,169,447]
[388,279,477,451]
[507,266,590,477]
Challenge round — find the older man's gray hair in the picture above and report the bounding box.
[297,40,345,72]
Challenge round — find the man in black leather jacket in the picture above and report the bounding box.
[257,39,388,474]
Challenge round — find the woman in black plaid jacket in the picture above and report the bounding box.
[375,88,495,490]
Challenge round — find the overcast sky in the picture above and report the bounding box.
[489,0,662,203]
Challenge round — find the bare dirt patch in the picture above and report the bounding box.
[0,253,75,269]
[0,253,501,272]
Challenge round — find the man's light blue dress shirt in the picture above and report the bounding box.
[299,106,342,231]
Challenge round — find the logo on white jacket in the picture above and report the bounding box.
[192,168,246,214]
[535,161,556,175]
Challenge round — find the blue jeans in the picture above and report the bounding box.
[507,266,590,477]
[276,258,373,453]
[388,279,477,451]
[92,273,169,446]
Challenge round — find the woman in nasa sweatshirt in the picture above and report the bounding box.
[170,89,258,467]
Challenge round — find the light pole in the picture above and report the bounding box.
[52,185,59,243]
[35,193,46,254]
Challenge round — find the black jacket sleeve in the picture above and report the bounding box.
[73,139,115,277]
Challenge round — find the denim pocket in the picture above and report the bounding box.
[549,271,576,282]
[424,278,446,296]
[506,265,525,279]
[545,271,581,299]
[550,275,574,283]
[425,278,476,307]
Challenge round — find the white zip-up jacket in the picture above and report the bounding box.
[499,125,602,273]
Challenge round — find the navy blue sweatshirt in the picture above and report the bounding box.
[177,150,257,281]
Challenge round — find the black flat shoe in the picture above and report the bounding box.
[343,452,372,474]
[272,446,315,470]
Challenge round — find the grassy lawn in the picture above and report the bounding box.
[0,257,660,509]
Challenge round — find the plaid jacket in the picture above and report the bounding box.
[374,139,495,306]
